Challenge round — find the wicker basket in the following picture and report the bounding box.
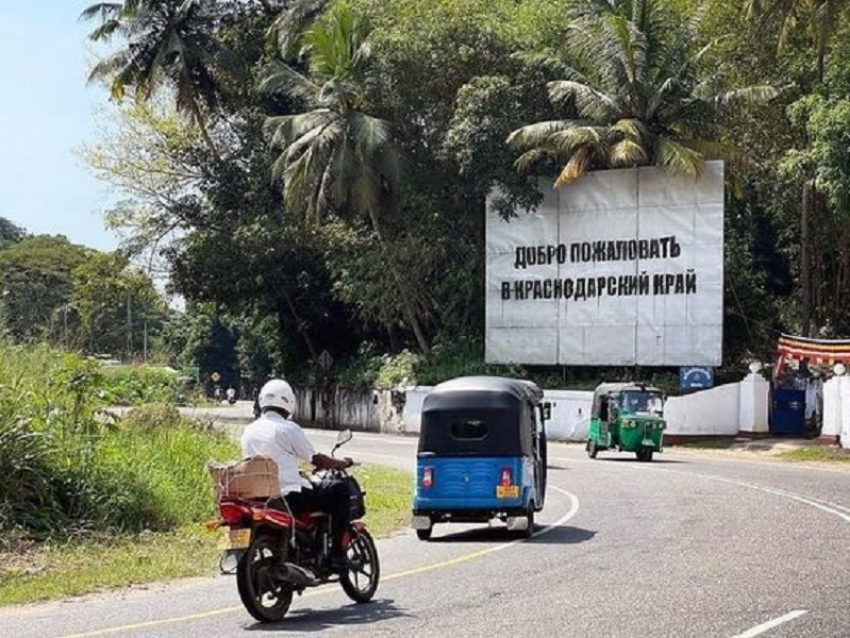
[209,455,281,501]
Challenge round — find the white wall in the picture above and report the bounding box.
[664,382,741,436]
[297,373,771,441]
[542,389,593,441]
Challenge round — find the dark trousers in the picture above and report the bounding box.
[282,482,350,557]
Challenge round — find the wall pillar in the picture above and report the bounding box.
[821,377,842,445]
[739,370,769,435]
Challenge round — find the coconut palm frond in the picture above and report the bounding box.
[550,126,605,154]
[265,110,333,149]
[514,148,552,174]
[79,2,123,23]
[511,51,587,82]
[269,0,332,57]
[684,139,757,169]
[655,136,704,176]
[611,118,648,143]
[608,138,649,166]
[349,112,402,196]
[258,61,321,102]
[707,85,781,109]
[554,146,594,187]
[506,120,585,149]
[548,81,618,121]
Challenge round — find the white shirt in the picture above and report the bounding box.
[241,412,317,494]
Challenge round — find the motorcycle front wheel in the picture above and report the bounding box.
[340,528,380,603]
[236,532,293,623]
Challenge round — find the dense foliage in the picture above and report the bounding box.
[0,344,237,540]
[77,0,850,387]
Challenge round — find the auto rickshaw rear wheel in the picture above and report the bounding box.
[586,439,598,459]
[523,504,536,539]
[636,446,654,462]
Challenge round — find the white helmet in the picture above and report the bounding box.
[259,378,296,416]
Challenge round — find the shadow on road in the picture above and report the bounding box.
[245,598,410,633]
[526,525,596,545]
[590,456,686,464]
[427,524,596,545]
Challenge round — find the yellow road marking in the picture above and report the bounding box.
[56,487,579,638]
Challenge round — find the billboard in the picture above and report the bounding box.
[485,161,724,366]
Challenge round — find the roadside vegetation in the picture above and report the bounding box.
[778,447,850,463]
[0,343,412,605]
[0,464,411,606]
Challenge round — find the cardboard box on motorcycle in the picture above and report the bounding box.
[209,455,281,501]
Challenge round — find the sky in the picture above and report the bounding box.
[0,1,119,251]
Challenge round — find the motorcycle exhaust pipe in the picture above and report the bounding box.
[275,562,320,587]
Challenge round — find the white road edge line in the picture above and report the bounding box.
[638,466,850,525]
[730,610,808,638]
[494,485,579,552]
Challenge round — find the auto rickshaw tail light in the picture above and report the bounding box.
[500,467,513,486]
[422,467,434,488]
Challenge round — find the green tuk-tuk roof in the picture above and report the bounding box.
[591,382,663,417]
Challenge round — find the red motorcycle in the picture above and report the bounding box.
[214,430,380,622]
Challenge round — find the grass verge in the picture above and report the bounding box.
[0,464,412,606]
[778,446,850,463]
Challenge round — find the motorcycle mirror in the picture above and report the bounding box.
[332,429,353,456]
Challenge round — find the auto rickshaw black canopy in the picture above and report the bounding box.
[591,383,663,419]
[418,376,543,457]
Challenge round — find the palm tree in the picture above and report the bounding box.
[508,0,778,187]
[745,0,843,82]
[259,5,430,353]
[81,0,224,157]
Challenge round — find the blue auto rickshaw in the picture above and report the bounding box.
[411,376,550,540]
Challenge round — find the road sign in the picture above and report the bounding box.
[317,350,333,373]
[211,371,221,383]
[680,366,714,391]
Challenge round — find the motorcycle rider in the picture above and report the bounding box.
[241,378,354,569]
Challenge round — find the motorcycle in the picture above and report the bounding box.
[214,430,380,622]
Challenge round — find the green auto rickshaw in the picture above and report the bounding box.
[586,383,666,462]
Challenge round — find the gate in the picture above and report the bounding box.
[769,386,806,436]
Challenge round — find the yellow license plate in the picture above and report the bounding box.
[496,485,519,499]
[216,527,252,550]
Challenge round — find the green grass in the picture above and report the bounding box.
[778,446,850,463]
[675,438,738,450]
[0,464,412,606]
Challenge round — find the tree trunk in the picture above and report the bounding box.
[280,290,319,362]
[801,179,813,337]
[188,93,221,161]
[368,211,430,355]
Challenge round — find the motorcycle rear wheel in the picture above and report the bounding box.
[340,528,380,603]
[236,533,294,623]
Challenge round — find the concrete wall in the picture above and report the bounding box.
[664,382,741,436]
[541,389,593,440]
[295,373,771,442]
[295,386,379,432]
[822,375,850,447]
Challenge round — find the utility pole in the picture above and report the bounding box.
[126,291,133,361]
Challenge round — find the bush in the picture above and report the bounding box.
[121,403,183,431]
[0,344,239,541]
[99,366,183,406]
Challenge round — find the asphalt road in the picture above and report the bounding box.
[2,430,849,638]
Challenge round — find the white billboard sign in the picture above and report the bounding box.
[485,161,724,366]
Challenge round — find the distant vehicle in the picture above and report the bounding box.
[412,376,550,541]
[586,383,666,462]
[226,387,236,405]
